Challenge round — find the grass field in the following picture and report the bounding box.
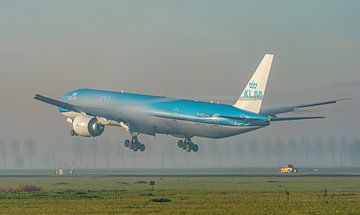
[0,170,360,214]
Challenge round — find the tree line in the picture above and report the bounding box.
[0,137,359,169]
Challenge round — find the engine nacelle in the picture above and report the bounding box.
[72,115,104,137]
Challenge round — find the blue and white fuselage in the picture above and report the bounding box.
[59,89,270,139]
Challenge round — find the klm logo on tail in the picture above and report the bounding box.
[243,80,263,99]
[249,80,257,89]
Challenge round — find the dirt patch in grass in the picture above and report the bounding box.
[55,182,67,186]
[115,181,129,185]
[140,193,155,196]
[0,184,41,193]
[342,193,356,196]
[134,181,147,184]
[149,198,172,203]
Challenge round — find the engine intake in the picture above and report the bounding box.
[72,115,104,137]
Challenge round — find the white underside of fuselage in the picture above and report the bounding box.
[148,117,264,138]
[62,111,266,139]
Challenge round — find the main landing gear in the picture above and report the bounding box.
[124,135,145,152]
[177,138,198,152]
[70,130,77,136]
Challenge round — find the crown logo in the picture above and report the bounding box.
[249,80,257,89]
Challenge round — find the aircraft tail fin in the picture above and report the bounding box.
[234,54,273,113]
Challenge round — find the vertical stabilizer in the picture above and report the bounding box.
[234,54,273,113]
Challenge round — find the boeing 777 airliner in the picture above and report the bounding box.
[35,54,344,152]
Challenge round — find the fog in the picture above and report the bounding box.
[0,1,359,169]
[0,135,359,169]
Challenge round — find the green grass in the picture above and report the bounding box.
[0,175,360,214]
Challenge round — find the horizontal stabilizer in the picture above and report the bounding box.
[261,98,349,117]
[271,116,324,121]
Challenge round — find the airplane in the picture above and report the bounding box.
[34,54,345,152]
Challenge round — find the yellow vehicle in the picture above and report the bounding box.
[280,164,297,173]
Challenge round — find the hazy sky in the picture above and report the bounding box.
[0,0,359,154]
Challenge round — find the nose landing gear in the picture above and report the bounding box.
[177,138,198,152]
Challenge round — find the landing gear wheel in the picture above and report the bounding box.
[185,143,192,152]
[127,135,146,152]
[178,138,198,152]
[177,140,184,148]
[192,144,199,152]
[124,139,130,147]
[70,130,77,136]
[133,142,139,151]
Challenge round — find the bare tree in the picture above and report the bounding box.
[263,138,273,166]
[72,138,85,167]
[11,139,24,168]
[348,138,360,166]
[275,137,284,167]
[103,139,112,168]
[224,140,231,167]
[234,140,245,167]
[248,139,259,166]
[0,139,7,169]
[88,139,98,168]
[39,151,51,168]
[299,137,311,166]
[112,140,123,168]
[24,138,36,167]
[288,138,298,164]
[313,137,325,166]
[326,137,338,166]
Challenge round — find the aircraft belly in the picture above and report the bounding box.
[124,114,156,136]
[152,117,263,138]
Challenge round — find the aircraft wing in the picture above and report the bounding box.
[34,94,78,112]
[34,94,99,118]
[34,94,135,126]
[260,98,348,117]
[220,115,325,122]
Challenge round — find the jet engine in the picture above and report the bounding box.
[72,115,104,137]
